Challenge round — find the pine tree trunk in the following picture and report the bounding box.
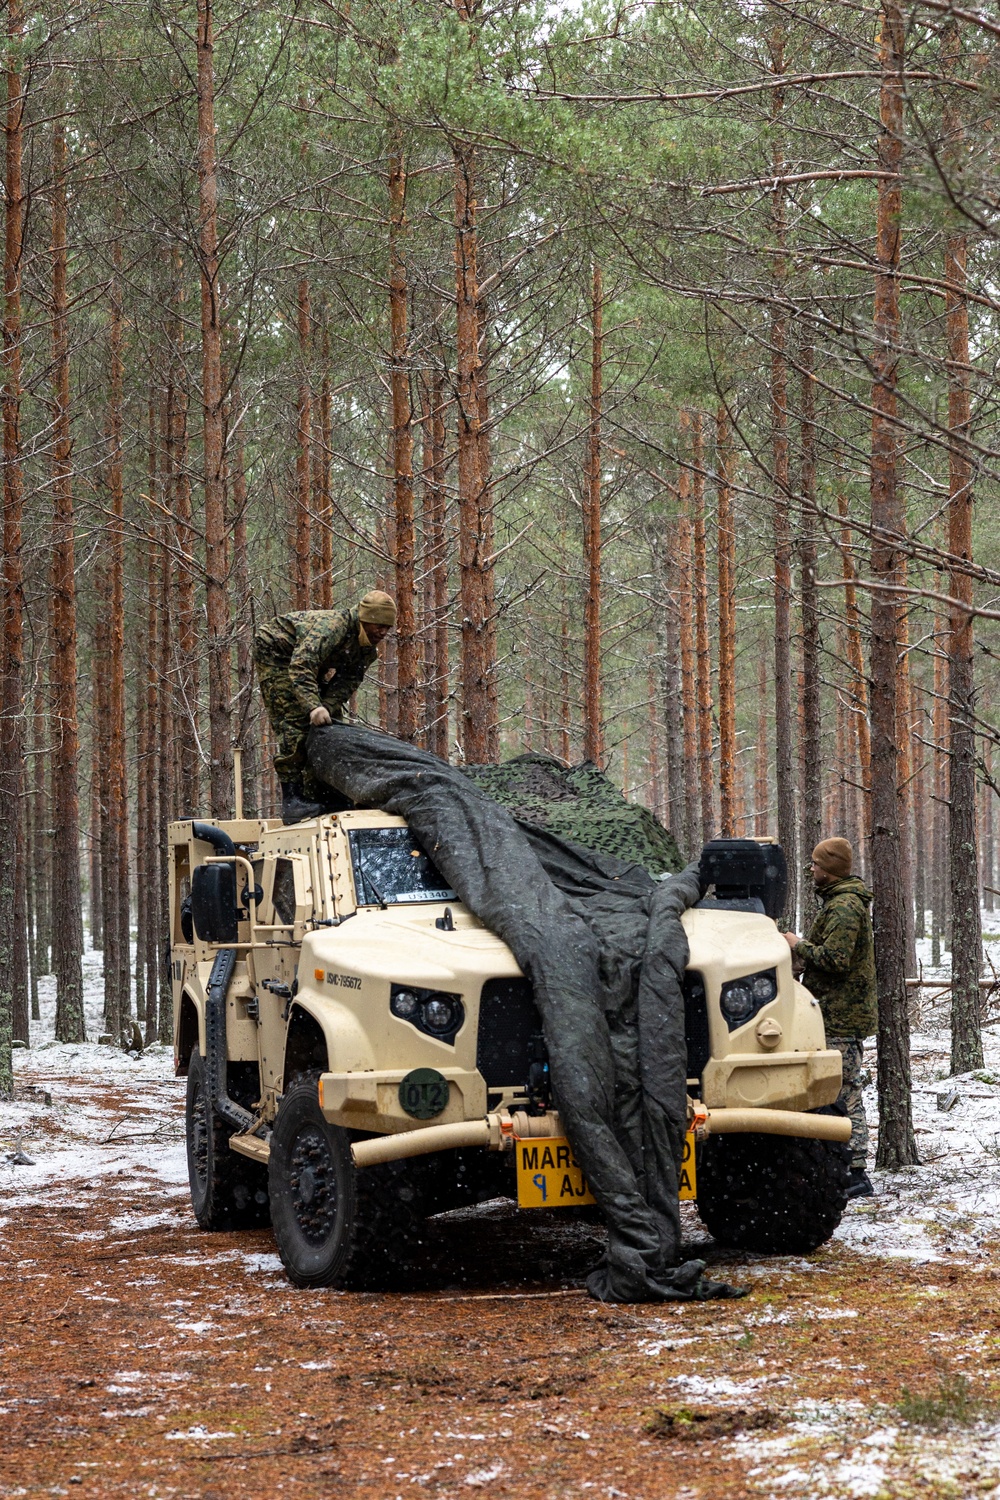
[895,604,918,977]
[157,515,175,1041]
[196,0,233,818]
[316,315,333,610]
[142,412,161,1042]
[229,379,259,816]
[870,0,917,1167]
[421,369,449,759]
[293,275,312,610]
[169,264,200,814]
[676,418,698,859]
[453,141,496,762]
[583,262,603,765]
[50,116,85,1043]
[932,614,948,968]
[716,406,737,837]
[106,237,131,1042]
[0,0,27,1084]
[940,18,983,1071]
[389,143,419,743]
[799,348,822,927]
[692,412,713,843]
[838,491,872,833]
[983,743,995,914]
[769,25,796,925]
[662,561,684,840]
[755,651,769,836]
[89,759,103,950]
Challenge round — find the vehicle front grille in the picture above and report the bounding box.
[476,977,542,1088]
[684,971,710,1080]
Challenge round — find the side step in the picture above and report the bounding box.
[229,1132,270,1164]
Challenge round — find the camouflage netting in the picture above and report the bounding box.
[461,754,683,877]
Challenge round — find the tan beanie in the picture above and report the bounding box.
[812,837,852,881]
[358,589,397,626]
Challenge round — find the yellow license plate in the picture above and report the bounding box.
[515,1131,696,1209]
[516,1137,595,1208]
[679,1129,696,1201]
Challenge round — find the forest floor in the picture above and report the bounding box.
[7,935,1000,1499]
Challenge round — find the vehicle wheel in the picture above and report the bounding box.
[186,1051,271,1231]
[268,1073,430,1289]
[696,1115,850,1255]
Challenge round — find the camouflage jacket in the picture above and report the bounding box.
[253,608,377,716]
[796,875,877,1038]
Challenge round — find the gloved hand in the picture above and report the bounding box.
[309,705,332,727]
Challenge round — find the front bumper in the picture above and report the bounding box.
[701,1048,842,1112]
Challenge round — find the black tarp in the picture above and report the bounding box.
[308,723,741,1302]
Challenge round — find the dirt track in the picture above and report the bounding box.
[6,1076,1000,1499]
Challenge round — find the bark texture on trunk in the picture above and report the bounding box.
[798,348,821,928]
[453,140,496,762]
[0,0,26,1084]
[870,0,917,1168]
[105,237,131,1043]
[583,263,603,766]
[389,143,419,743]
[421,369,449,759]
[676,416,698,859]
[943,18,983,1076]
[716,406,737,837]
[196,0,233,817]
[692,412,713,842]
[294,276,312,610]
[50,116,84,1043]
[769,24,796,925]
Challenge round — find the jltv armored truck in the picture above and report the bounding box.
[169,811,851,1288]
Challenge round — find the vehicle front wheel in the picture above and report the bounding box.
[696,1118,850,1255]
[186,1051,270,1231]
[268,1073,430,1289]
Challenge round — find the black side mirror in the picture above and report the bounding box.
[190,863,239,944]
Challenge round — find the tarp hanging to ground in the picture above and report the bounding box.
[308,724,741,1303]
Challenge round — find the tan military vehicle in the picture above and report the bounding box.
[169,813,851,1288]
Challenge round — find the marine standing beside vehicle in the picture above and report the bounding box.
[782,837,876,1200]
[253,591,397,823]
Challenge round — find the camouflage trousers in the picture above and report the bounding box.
[255,660,341,799]
[828,1035,869,1170]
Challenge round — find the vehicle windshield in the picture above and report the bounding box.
[348,827,456,906]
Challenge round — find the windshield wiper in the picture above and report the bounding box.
[364,873,389,910]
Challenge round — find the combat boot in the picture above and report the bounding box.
[280,782,327,824]
[845,1167,874,1200]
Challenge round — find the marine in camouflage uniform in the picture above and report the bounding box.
[785,837,876,1197]
[253,592,396,819]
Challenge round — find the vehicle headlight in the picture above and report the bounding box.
[391,989,420,1020]
[720,982,754,1024]
[389,983,464,1042]
[422,994,459,1033]
[720,968,778,1031]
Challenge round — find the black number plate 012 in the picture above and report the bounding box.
[398,1068,450,1120]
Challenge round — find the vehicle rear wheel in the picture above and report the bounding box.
[696,1117,850,1255]
[186,1051,270,1231]
[268,1073,430,1289]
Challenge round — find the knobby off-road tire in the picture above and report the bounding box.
[696,1115,850,1255]
[186,1051,271,1231]
[268,1072,431,1290]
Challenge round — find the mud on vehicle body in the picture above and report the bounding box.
[170,816,851,1287]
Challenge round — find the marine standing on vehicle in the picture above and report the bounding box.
[253,590,397,823]
[782,837,876,1201]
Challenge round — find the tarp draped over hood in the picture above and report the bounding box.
[308,724,740,1303]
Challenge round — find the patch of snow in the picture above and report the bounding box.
[164,1426,236,1441]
